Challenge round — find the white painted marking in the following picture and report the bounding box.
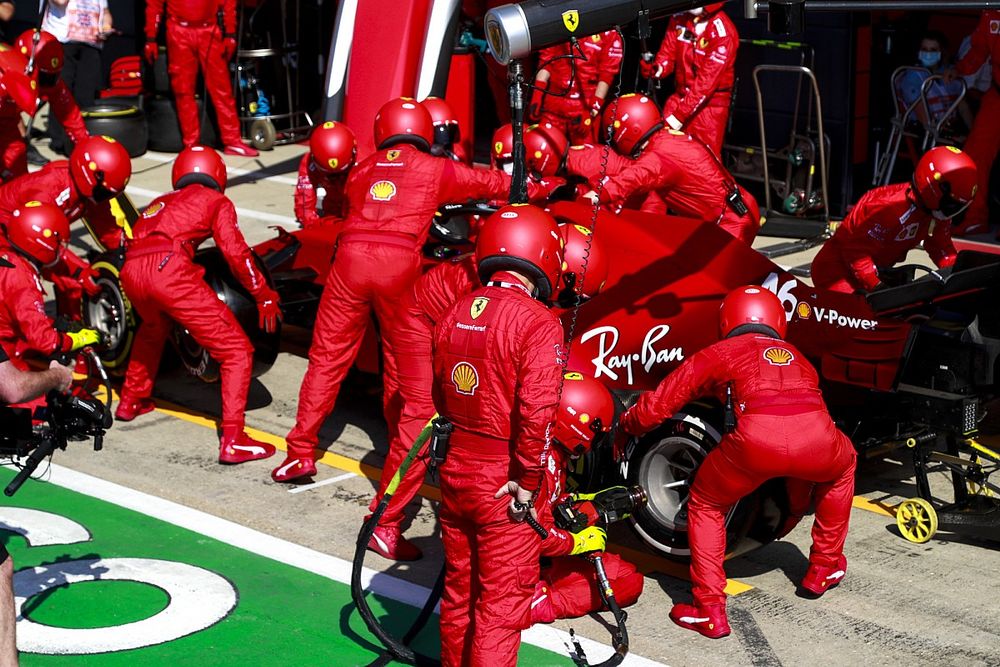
[126,186,297,226]
[288,471,358,494]
[0,508,90,547]
[138,150,301,186]
[39,464,667,666]
[14,557,237,654]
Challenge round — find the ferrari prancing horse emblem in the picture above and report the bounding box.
[470,297,489,319]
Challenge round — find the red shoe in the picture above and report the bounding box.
[115,397,156,422]
[366,525,422,561]
[223,143,259,157]
[669,602,731,639]
[530,581,556,624]
[800,555,847,597]
[270,455,317,482]
[219,428,276,464]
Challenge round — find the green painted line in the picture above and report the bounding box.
[0,466,593,666]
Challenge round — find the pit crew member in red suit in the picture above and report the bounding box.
[0,46,39,183]
[115,146,281,465]
[530,373,644,624]
[620,286,857,638]
[582,94,760,244]
[1,31,89,181]
[433,204,565,667]
[639,3,738,156]
[421,96,466,162]
[529,30,624,144]
[0,136,131,319]
[294,121,356,228]
[951,10,1000,236]
[144,0,258,157]
[810,146,975,293]
[365,223,609,561]
[0,201,102,362]
[273,98,538,483]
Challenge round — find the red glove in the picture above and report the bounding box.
[527,176,567,203]
[144,42,159,65]
[256,290,282,334]
[639,59,659,79]
[221,36,238,62]
[80,265,101,298]
[528,80,548,123]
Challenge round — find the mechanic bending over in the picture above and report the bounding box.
[811,146,977,293]
[115,146,283,465]
[433,204,565,667]
[620,286,857,638]
[294,121,356,227]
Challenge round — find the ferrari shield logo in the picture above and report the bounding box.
[562,9,579,33]
[386,149,401,161]
[470,296,489,319]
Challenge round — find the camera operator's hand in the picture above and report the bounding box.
[570,525,607,555]
[495,480,537,524]
[49,359,74,392]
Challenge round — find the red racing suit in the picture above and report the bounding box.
[531,445,644,623]
[282,145,512,464]
[620,333,856,608]
[0,247,77,363]
[954,10,1000,232]
[597,130,760,243]
[0,162,120,318]
[0,81,88,182]
[810,183,957,293]
[433,275,564,667]
[536,31,624,144]
[118,184,274,431]
[145,0,244,148]
[649,9,738,155]
[293,152,348,227]
[367,253,478,528]
[565,143,667,214]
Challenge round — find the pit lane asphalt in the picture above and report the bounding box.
[43,141,1000,666]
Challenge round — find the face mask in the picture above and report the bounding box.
[918,50,941,68]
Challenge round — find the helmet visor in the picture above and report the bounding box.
[937,191,972,219]
[90,183,116,203]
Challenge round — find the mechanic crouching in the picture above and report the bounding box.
[620,286,857,638]
[116,146,282,465]
[433,205,565,666]
[811,146,977,293]
[294,121,356,227]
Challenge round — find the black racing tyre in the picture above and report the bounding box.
[81,103,148,157]
[249,118,276,151]
[145,96,219,153]
[171,248,280,382]
[82,252,135,377]
[625,413,758,558]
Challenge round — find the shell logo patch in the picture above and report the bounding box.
[562,9,579,32]
[470,296,489,319]
[143,202,165,218]
[370,180,397,202]
[386,150,401,161]
[796,302,812,319]
[763,347,794,366]
[452,362,479,396]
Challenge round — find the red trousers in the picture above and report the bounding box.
[368,302,434,527]
[166,21,243,148]
[539,107,596,145]
[960,87,1000,231]
[675,103,729,158]
[687,411,856,606]
[718,184,760,245]
[439,436,541,667]
[120,252,253,426]
[537,552,643,621]
[285,239,419,459]
[0,125,26,182]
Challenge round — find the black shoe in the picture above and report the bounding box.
[26,144,49,166]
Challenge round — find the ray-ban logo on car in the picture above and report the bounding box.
[580,325,684,385]
[763,347,794,366]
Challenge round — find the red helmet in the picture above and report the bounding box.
[556,223,608,305]
[492,123,514,171]
[0,46,38,116]
[373,97,434,151]
[524,123,568,177]
[421,96,461,147]
[172,145,228,192]
[912,146,978,219]
[719,285,787,339]
[5,201,70,267]
[553,373,616,456]
[309,121,356,174]
[475,204,564,301]
[16,29,63,77]
[601,94,663,157]
[69,136,132,201]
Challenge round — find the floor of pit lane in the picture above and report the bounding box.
[10,140,1000,666]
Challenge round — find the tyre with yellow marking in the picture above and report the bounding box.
[82,253,136,376]
[896,497,938,543]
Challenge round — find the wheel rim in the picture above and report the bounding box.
[636,435,710,533]
[85,277,127,353]
[896,498,938,544]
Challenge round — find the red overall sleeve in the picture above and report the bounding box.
[437,160,511,204]
[925,221,958,269]
[9,265,67,355]
[47,81,89,144]
[294,153,319,225]
[145,0,165,40]
[669,19,737,125]
[620,345,729,436]
[601,148,683,208]
[219,0,237,34]
[837,196,886,291]
[514,316,564,492]
[539,465,577,557]
[210,197,270,300]
[564,145,630,191]
[597,32,624,87]
[652,21,679,78]
[956,12,993,77]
